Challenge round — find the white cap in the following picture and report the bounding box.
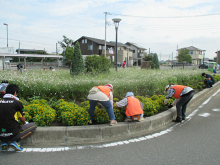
[126,92,134,97]
[165,85,170,91]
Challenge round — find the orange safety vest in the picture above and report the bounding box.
[97,86,111,97]
[126,97,143,117]
[170,85,187,99]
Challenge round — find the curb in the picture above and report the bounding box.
[22,81,220,147]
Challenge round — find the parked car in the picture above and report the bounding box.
[199,64,208,69]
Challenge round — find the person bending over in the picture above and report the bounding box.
[164,84,195,123]
[115,92,144,122]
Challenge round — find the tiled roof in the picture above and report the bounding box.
[125,42,147,50]
[177,46,205,51]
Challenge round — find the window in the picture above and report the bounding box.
[189,51,193,54]
[82,39,84,44]
[99,45,102,50]
[133,50,135,53]
[88,45,93,50]
[85,39,87,43]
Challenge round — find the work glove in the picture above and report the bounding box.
[168,105,173,108]
[164,99,169,105]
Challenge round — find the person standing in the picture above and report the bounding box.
[0,84,37,151]
[122,61,126,68]
[87,84,117,126]
[115,92,144,122]
[164,84,195,123]
[202,73,215,88]
[17,64,23,73]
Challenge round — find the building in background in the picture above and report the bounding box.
[177,46,205,65]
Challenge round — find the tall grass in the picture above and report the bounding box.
[0,68,204,101]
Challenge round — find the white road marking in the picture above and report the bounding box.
[212,108,220,112]
[3,88,220,153]
[198,113,211,117]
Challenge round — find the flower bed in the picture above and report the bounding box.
[1,68,219,126]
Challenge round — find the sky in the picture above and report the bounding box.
[1,0,220,61]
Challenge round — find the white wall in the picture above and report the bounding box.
[0,59,2,70]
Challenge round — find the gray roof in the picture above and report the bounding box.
[125,42,147,50]
[15,49,44,52]
[74,36,115,47]
[177,46,205,51]
[0,53,63,58]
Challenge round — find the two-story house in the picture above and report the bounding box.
[74,36,133,66]
[177,46,205,65]
[125,42,147,65]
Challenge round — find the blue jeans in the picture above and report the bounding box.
[88,100,116,121]
[205,80,214,88]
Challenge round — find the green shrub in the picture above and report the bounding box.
[24,99,56,126]
[56,99,90,125]
[85,55,111,74]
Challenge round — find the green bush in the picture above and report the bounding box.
[24,99,56,126]
[85,55,111,74]
[55,99,90,126]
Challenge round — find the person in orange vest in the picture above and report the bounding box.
[164,84,195,123]
[87,84,117,126]
[115,92,144,122]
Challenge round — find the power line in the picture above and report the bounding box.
[0,37,56,46]
[110,12,220,19]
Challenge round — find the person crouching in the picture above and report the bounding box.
[115,92,144,122]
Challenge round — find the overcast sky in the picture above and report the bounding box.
[1,0,220,60]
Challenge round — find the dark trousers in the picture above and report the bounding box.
[176,92,195,120]
[1,122,37,142]
[204,80,214,88]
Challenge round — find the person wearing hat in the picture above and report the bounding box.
[115,92,144,122]
[164,84,195,123]
[87,84,117,126]
[0,80,9,99]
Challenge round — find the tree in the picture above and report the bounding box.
[151,53,160,69]
[64,47,74,67]
[177,48,192,63]
[70,41,84,75]
[144,54,153,61]
[58,35,74,49]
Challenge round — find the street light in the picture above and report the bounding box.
[112,18,121,71]
[203,50,206,64]
[3,23,8,47]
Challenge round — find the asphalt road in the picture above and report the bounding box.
[1,89,220,165]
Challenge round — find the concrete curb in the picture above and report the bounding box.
[22,81,220,147]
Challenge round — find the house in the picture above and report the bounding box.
[177,46,205,65]
[73,36,133,66]
[109,41,133,66]
[125,42,147,65]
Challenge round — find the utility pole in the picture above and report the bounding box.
[56,43,58,55]
[18,41,20,54]
[104,12,111,57]
[217,49,219,69]
[3,23,8,47]
[172,52,173,62]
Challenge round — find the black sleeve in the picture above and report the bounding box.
[15,100,25,116]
